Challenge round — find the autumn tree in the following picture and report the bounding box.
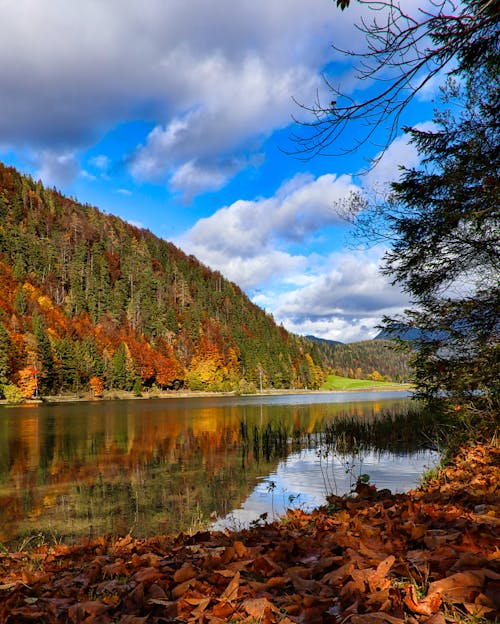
[89,375,104,398]
[17,365,38,398]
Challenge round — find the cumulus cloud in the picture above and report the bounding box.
[0,0,366,192]
[272,250,410,342]
[130,54,318,192]
[278,251,408,317]
[176,168,410,342]
[178,172,357,286]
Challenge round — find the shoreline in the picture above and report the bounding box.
[0,384,413,406]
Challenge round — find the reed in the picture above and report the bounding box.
[240,403,447,462]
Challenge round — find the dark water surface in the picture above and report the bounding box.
[0,392,439,545]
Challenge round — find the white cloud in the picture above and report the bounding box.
[130,54,318,193]
[35,150,80,187]
[89,155,111,172]
[279,316,382,343]
[272,249,410,342]
[178,172,357,286]
[364,121,437,191]
[177,169,410,342]
[0,0,365,192]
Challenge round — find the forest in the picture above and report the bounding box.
[0,163,408,400]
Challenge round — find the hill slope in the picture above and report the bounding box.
[0,163,325,397]
[306,336,411,382]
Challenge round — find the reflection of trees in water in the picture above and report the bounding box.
[240,402,442,463]
[0,396,432,546]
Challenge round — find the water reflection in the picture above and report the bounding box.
[214,447,439,530]
[0,392,437,546]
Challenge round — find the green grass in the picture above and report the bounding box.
[320,375,411,391]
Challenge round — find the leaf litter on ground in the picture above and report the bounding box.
[0,442,498,623]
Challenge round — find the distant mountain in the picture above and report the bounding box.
[375,326,447,343]
[305,335,343,345]
[0,162,324,397]
[306,336,412,382]
[375,327,423,341]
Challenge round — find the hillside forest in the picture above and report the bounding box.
[0,163,409,400]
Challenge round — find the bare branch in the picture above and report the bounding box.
[288,0,499,167]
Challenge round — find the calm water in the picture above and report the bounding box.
[0,392,439,545]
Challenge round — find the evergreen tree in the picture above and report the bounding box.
[111,342,132,390]
[361,41,500,414]
[14,285,27,316]
[54,337,79,392]
[0,322,12,386]
[32,312,56,394]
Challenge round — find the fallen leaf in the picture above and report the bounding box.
[190,596,211,616]
[348,612,405,623]
[68,600,109,623]
[427,570,484,603]
[214,568,236,577]
[242,597,273,618]
[102,560,128,578]
[173,563,198,583]
[368,555,395,592]
[323,561,355,585]
[220,570,240,602]
[212,600,235,618]
[133,566,162,584]
[403,583,441,616]
[171,579,194,599]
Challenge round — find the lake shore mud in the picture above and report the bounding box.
[0,441,498,622]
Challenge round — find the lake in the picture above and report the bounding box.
[0,391,439,547]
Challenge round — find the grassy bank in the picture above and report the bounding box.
[321,374,412,392]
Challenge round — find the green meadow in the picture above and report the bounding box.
[321,375,411,392]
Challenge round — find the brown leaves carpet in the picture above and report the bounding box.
[0,443,498,623]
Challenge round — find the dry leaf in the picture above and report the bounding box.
[220,570,240,602]
[427,570,484,603]
[173,563,198,583]
[243,597,273,618]
[349,612,405,623]
[403,583,441,616]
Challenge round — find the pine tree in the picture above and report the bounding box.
[377,51,499,413]
[32,312,56,394]
[111,342,132,390]
[0,322,12,385]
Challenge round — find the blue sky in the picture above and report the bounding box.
[0,0,438,342]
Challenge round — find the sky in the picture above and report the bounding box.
[0,0,439,342]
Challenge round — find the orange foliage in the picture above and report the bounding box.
[17,366,38,398]
[0,261,17,316]
[89,376,104,398]
[127,337,155,383]
[156,352,185,388]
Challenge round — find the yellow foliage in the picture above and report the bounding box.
[22,282,37,298]
[37,295,53,311]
